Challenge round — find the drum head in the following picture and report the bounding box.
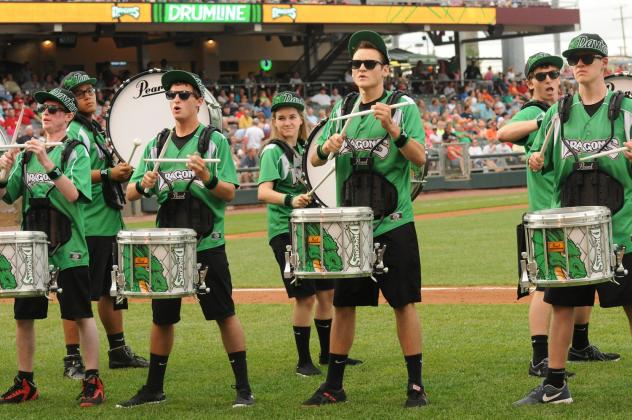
[106,69,215,168]
[410,154,428,201]
[605,73,632,97]
[303,119,337,208]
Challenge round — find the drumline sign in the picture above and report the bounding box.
[153,3,261,23]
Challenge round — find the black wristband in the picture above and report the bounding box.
[204,174,219,190]
[47,166,63,181]
[284,193,294,208]
[394,132,409,148]
[316,144,328,161]
[135,181,150,197]
[100,169,109,181]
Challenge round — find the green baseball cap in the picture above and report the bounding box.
[563,33,608,58]
[161,70,206,96]
[348,30,390,63]
[271,91,305,112]
[61,71,97,92]
[34,88,78,113]
[524,52,563,76]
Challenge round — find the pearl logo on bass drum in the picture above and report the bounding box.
[133,79,165,100]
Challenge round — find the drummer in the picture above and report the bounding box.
[59,71,147,380]
[302,31,428,408]
[498,53,619,379]
[0,88,105,406]
[516,33,632,405]
[257,91,361,377]
[121,70,254,408]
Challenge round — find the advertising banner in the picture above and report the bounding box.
[152,3,261,23]
[0,3,151,23]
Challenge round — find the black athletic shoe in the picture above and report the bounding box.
[404,383,428,408]
[318,355,363,366]
[0,377,39,404]
[528,358,575,378]
[63,354,85,380]
[302,383,347,406]
[233,388,255,408]
[568,344,621,362]
[109,346,149,369]
[116,386,166,408]
[513,382,572,406]
[296,363,322,377]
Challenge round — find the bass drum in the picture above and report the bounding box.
[605,72,632,98]
[303,119,428,208]
[106,68,222,169]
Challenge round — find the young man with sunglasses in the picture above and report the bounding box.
[0,88,105,406]
[516,33,632,405]
[303,30,428,408]
[120,70,254,408]
[498,53,619,380]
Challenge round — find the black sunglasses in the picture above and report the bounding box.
[349,60,384,70]
[567,54,603,66]
[165,90,197,100]
[533,70,560,82]
[37,104,66,115]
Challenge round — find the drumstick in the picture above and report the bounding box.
[144,158,220,163]
[579,146,631,162]
[538,116,557,160]
[0,106,26,179]
[0,142,63,149]
[127,138,142,164]
[328,101,414,122]
[144,131,172,193]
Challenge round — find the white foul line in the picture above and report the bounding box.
[234,286,514,292]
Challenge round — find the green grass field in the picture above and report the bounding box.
[3,188,632,418]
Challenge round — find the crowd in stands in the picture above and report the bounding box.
[2,59,631,184]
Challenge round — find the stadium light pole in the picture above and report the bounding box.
[612,5,631,57]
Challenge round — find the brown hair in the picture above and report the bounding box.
[356,41,387,63]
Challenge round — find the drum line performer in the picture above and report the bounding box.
[257,91,361,377]
[498,53,619,378]
[516,33,632,405]
[302,31,428,408]
[120,70,254,408]
[59,71,148,380]
[0,88,105,406]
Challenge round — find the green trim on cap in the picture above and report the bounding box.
[34,88,78,113]
[348,30,390,63]
[271,91,305,112]
[161,70,206,96]
[524,53,563,76]
[563,33,608,58]
[61,71,97,92]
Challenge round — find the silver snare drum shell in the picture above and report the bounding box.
[0,231,50,298]
[116,228,198,298]
[290,207,375,279]
[522,206,614,287]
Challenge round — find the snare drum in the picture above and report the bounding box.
[0,231,50,297]
[521,206,617,287]
[113,229,199,298]
[287,207,379,279]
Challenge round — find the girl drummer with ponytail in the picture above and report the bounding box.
[257,91,361,377]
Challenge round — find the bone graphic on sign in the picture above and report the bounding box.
[271,7,297,21]
[112,6,140,20]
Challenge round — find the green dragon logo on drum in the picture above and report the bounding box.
[305,224,343,272]
[122,246,169,293]
[533,229,587,280]
[0,254,17,290]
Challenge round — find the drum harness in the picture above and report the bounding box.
[22,139,85,254]
[339,90,404,223]
[73,113,126,210]
[558,91,629,214]
[154,125,218,239]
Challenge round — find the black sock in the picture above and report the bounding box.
[85,369,99,378]
[293,326,313,366]
[107,332,126,350]
[325,353,347,390]
[314,319,332,362]
[17,371,33,382]
[572,323,589,350]
[146,354,169,393]
[531,335,548,364]
[228,351,250,391]
[404,354,423,388]
[66,344,80,357]
[544,367,565,389]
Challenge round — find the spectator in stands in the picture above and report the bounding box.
[464,60,482,81]
[482,136,512,172]
[43,73,57,90]
[238,107,254,129]
[289,72,303,87]
[305,106,318,126]
[239,147,259,185]
[0,84,11,102]
[506,66,516,82]
[3,74,21,96]
[21,74,42,94]
[243,118,265,152]
[484,66,494,81]
[1,107,17,136]
[310,87,332,108]
[17,125,35,144]
[330,87,341,103]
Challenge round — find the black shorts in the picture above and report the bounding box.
[152,246,236,326]
[86,236,128,310]
[544,253,632,308]
[14,266,93,321]
[269,233,334,299]
[333,222,422,309]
